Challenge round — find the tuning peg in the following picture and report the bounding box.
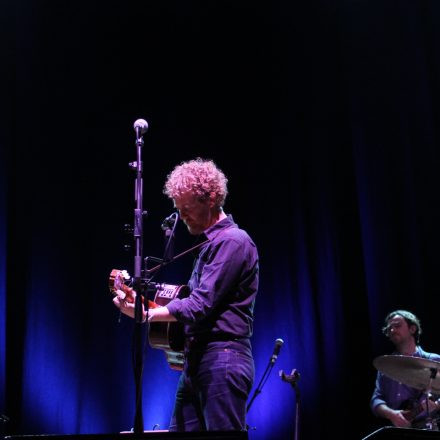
[120,270,130,279]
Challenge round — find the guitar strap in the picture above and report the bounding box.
[145,239,210,275]
[147,224,236,274]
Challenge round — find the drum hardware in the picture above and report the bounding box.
[373,355,440,430]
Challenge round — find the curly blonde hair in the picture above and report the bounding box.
[163,158,228,208]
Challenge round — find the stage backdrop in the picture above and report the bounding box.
[3,1,440,439]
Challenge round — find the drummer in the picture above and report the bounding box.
[370,310,440,429]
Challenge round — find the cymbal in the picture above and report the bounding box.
[373,355,440,393]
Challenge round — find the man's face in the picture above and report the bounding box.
[174,192,213,235]
[386,315,415,345]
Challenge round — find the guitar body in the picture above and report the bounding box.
[148,283,190,371]
[109,269,189,371]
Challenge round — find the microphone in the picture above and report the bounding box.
[133,119,149,139]
[161,212,178,231]
[270,338,284,364]
[162,213,178,262]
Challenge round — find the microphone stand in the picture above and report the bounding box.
[246,352,278,415]
[124,120,208,433]
[130,120,148,434]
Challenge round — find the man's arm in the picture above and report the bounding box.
[148,306,177,322]
[113,292,177,322]
[374,403,412,428]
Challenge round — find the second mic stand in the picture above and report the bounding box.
[280,369,301,440]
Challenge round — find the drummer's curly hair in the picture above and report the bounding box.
[382,310,422,343]
[163,157,228,209]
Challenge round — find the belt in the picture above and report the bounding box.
[184,333,247,349]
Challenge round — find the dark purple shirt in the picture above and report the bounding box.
[166,214,259,339]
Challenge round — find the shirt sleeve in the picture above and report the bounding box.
[370,372,388,413]
[166,236,246,323]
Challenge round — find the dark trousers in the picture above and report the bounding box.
[169,340,255,431]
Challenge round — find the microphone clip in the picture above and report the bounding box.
[161,212,179,231]
[279,369,301,387]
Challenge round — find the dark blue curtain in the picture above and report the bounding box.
[4,1,440,439]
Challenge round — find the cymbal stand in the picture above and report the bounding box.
[1,413,9,439]
[280,369,301,440]
[424,368,439,431]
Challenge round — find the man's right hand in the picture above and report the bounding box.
[389,409,412,428]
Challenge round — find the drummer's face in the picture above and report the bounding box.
[386,315,414,342]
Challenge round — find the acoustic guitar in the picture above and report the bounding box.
[109,269,189,371]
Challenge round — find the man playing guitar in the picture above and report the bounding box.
[113,158,259,432]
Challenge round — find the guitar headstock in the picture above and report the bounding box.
[109,269,132,299]
[108,269,160,308]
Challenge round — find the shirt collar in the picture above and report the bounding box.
[202,214,236,241]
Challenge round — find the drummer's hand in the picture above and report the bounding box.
[113,290,147,321]
[427,397,440,413]
[389,410,411,428]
